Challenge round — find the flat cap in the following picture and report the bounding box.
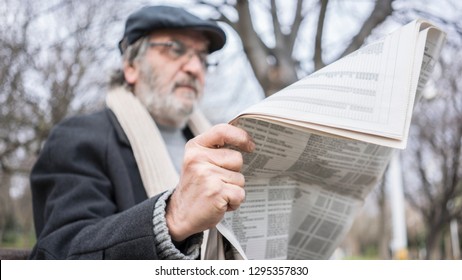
[119,5,226,54]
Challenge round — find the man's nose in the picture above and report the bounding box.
[181,53,206,81]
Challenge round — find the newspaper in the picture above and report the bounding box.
[218,19,446,259]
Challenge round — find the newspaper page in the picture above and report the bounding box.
[220,118,392,259]
[216,20,445,259]
[234,19,446,149]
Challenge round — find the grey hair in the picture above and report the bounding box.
[109,37,151,90]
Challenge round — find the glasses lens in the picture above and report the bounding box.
[149,40,217,71]
[169,41,186,58]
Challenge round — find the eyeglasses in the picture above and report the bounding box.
[148,40,218,70]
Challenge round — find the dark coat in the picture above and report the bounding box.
[29,109,192,259]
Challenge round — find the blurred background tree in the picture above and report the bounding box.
[402,43,462,259]
[0,0,460,259]
[0,0,128,248]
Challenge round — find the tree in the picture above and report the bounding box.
[199,0,394,96]
[402,44,462,259]
[0,0,126,247]
[0,0,37,243]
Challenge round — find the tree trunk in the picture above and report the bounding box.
[0,172,12,243]
[426,224,442,259]
[377,180,390,259]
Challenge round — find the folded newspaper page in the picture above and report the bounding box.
[218,19,446,259]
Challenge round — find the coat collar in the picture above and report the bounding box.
[106,108,131,146]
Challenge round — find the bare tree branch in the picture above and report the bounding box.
[234,0,272,91]
[313,0,328,70]
[288,0,305,54]
[339,0,394,58]
[270,0,284,51]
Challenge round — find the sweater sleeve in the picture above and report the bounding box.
[153,189,203,259]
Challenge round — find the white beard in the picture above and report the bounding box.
[139,86,195,128]
[135,59,201,128]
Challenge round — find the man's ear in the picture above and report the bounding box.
[123,61,139,84]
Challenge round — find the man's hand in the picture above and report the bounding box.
[165,123,255,242]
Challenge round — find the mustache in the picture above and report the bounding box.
[173,77,200,93]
